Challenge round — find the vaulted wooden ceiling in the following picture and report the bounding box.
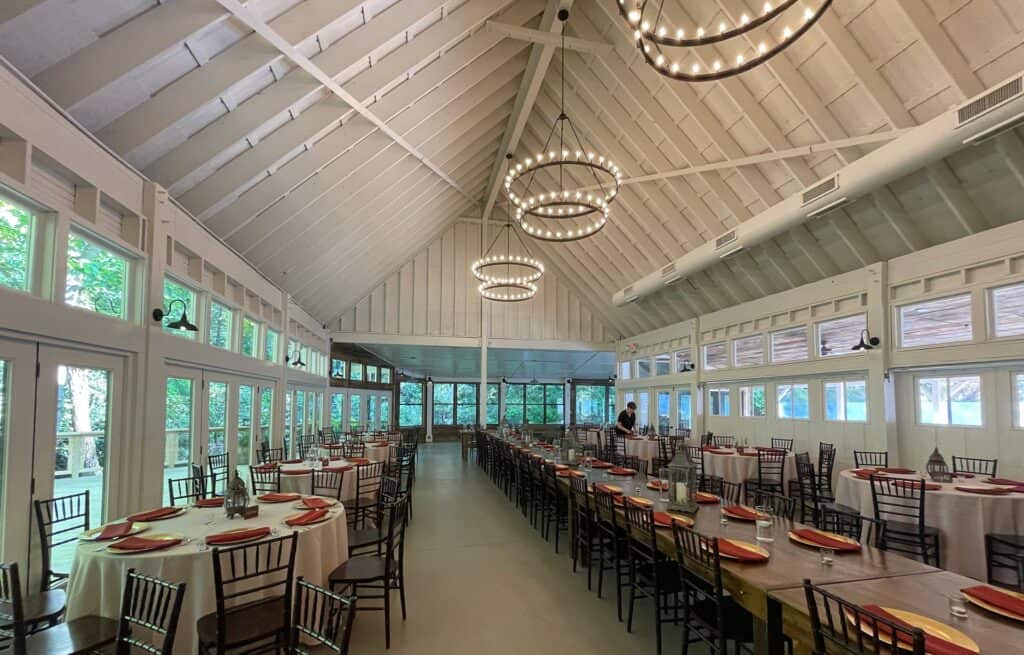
[2,0,1023,338]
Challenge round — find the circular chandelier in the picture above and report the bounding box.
[617,0,833,82]
[474,156,545,302]
[504,9,621,243]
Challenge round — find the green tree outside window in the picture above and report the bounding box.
[65,233,127,319]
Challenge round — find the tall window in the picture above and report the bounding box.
[432,383,454,425]
[208,301,233,350]
[505,384,525,424]
[264,328,279,362]
[777,383,810,419]
[703,342,728,370]
[677,389,692,428]
[739,385,766,417]
[657,391,670,433]
[331,359,346,378]
[733,335,764,368]
[330,393,345,429]
[398,382,423,427]
[638,391,650,427]
[259,387,273,444]
[635,358,651,378]
[380,368,392,384]
[917,376,982,426]
[162,277,197,340]
[619,361,632,380]
[708,388,730,416]
[526,384,564,424]
[817,314,866,357]
[825,380,867,422]
[366,365,378,383]
[241,317,259,357]
[349,363,363,381]
[456,383,478,424]
[65,232,128,319]
[654,353,671,376]
[992,282,1024,338]
[1014,374,1024,428]
[771,326,808,362]
[0,196,34,292]
[899,294,972,347]
[486,383,500,424]
[575,385,609,424]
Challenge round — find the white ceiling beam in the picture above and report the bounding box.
[830,211,880,267]
[485,20,612,55]
[215,0,479,206]
[926,162,990,235]
[894,0,984,100]
[871,187,928,252]
[480,0,574,222]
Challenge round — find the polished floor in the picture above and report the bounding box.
[343,442,691,654]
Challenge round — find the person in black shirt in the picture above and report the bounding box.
[615,401,638,436]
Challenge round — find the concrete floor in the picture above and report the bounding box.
[342,442,693,655]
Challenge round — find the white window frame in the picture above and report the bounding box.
[208,298,236,351]
[738,385,766,418]
[776,382,810,420]
[620,361,632,380]
[915,375,983,428]
[707,387,730,417]
[64,227,136,322]
[1013,372,1024,430]
[702,342,728,371]
[816,313,867,358]
[733,334,765,368]
[635,357,652,378]
[240,315,261,358]
[897,293,974,349]
[654,353,671,376]
[824,380,868,423]
[674,349,693,374]
[0,189,48,298]
[989,281,1024,339]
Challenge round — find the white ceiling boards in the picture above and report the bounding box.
[2,0,1023,333]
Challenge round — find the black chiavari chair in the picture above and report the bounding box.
[288,578,357,654]
[112,568,187,655]
[541,463,569,552]
[568,474,600,591]
[296,435,317,460]
[167,474,204,506]
[985,534,1024,592]
[817,442,837,500]
[592,487,630,622]
[804,580,925,655]
[349,476,402,557]
[952,456,997,477]
[771,437,794,451]
[621,502,682,655]
[250,465,281,496]
[793,452,819,524]
[311,469,346,501]
[349,462,385,529]
[750,489,796,521]
[33,491,89,591]
[853,450,888,468]
[744,450,786,503]
[258,447,284,465]
[622,454,648,477]
[712,435,735,448]
[343,441,366,459]
[207,453,229,496]
[870,476,940,566]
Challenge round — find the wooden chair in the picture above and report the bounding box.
[288,578,357,654]
[197,532,298,654]
[621,503,682,655]
[250,465,281,496]
[541,464,569,552]
[817,442,838,500]
[311,469,346,501]
[771,437,794,451]
[869,477,940,566]
[191,463,207,496]
[744,450,786,502]
[329,496,409,649]
[348,462,385,529]
[167,474,205,506]
[207,453,229,496]
[568,475,601,591]
[985,533,1024,591]
[853,450,888,468]
[112,568,187,655]
[297,435,317,459]
[672,526,753,654]
[33,491,89,591]
[793,452,820,524]
[818,507,882,545]
[622,455,648,477]
[592,487,630,622]
[803,579,925,655]
[0,561,117,654]
[952,456,997,477]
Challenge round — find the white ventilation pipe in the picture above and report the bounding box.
[612,73,1024,306]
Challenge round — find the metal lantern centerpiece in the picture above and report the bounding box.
[560,429,581,466]
[224,470,250,519]
[661,446,699,515]
[926,447,953,483]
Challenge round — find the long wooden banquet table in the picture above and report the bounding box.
[485,432,1021,655]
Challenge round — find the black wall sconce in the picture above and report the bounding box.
[286,347,306,367]
[152,299,198,332]
[852,329,880,351]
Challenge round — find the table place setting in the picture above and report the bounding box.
[126,506,186,522]
[608,466,637,476]
[81,521,150,541]
[853,605,980,655]
[960,585,1024,622]
[652,511,694,529]
[256,492,302,503]
[710,538,770,563]
[787,528,862,553]
[103,534,186,554]
[953,484,1017,495]
[720,505,769,521]
[203,526,271,546]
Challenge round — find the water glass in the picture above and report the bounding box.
[658,481,670,503]
[755,506,774,543]
[949,594,969,619]
[819,548,835,566]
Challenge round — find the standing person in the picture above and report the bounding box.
[615,401,638,436]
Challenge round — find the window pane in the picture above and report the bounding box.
[949,376,981,426]
[366,366,378,382]
[917,378,949,425]
[777,385,794,419]
[703,342,728,370]
[575,385,607,424]
[846,381,867,421]
[456,404,476,425]
[207,381,227,456]
[638,392,649,426]
[545,384,564,405]
[657,391,670,432]
[506,404,524,425]
[399,382,422,427]
[771,326,808,362]
[635,359,651,378]
[792,384,809,419]
[824,382,843,421]
[1016,375,1024,428]
[900,294,972,347]
[654,353,670,376]
[457,383,477,405]
[208,301,233,350]
[433,403,454,425]
[331,359,346,378]
[380,368,391,383]
[709,389,729,416]
[330,394,345,429]
[677,391,692,428]
[237,385,253,467]
[733,335,764,368]
[992,283,1024,337]
[241,318,258,357]
[674,350,693,373]
[349,363,363,381]
[65,233,127,319]
[740,386,766,417]
[486,383,500,425]
[544,404,564,424]
[433,383,454,404]
[264,329,279,362]
[348,395,360,430]
[505,384,524,404]
[526,384,545,405]
[162,278,196,340]
[620,361,631,380]
[259,387,273,444]
[525,404,544,424]
[0,197,33,291]
[817,314,866,357]
[163,377,192,505]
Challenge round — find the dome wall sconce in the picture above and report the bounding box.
[152,299,198,332]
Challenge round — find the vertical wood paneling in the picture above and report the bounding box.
[355,296,370,332]
[468,224,482,339]
[427,240,442,335]
[454,222,467,337]
[413,252,428,335]
[370,285,385,333]
[385,273,399,333]
[441,228,455,336]
[399,262,414,334]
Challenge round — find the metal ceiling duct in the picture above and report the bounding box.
[611,73,1024,307]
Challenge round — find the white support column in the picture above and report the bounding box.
[499,379,507,425]
[564,379,572,429]
[864,263,895,464]
[425,379,434,442]
[479,335,489,426]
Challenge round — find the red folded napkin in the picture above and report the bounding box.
[554,464,569,471]
[952,473,975,479]
[717,538,769,562]
[723,505,759,520]
[879,467,915,474]
[861,604,977,655]
[557,470,585,478]
[98,522,134,540]
[301,497,332,509]
[706,448,732,454]
[955,485,1011,495]
[590,461,613,469]
[282,459,302,464]
[324,465,353,473]
[349,457,370,465]
[791,528,861,552]
[286,509,329,526]
[282,468,312,475]
[961,585,1024,618]
[258,492,301,503]
[108,536,183,552]
[594,483,623,495]
[205,527,271,545]
[652,512,675,527]
[252,463,278,471]
[126,507,180,522]
[695,492,720,504]
[609,467,636,476]
[194,498,225,508]
[894,480,941,491]
[853,470,887,480]
[647,480,669,491]
[985,477,1024,486]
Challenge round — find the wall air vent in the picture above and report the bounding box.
[801,175,838,206]
[957,77,1022,127]
[714,230,743,259]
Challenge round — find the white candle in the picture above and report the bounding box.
[676,482,688,502]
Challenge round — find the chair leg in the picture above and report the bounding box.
[626,557,636,633]
[615,547,625,622]
[384,579,392,650]
[654,588,663,655]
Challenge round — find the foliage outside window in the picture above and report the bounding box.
[677,390,692,428]
[917,376,981,426]
[708,388,730,416]
[635,358,651,378]
[162,277,196,340]
[330,393,345,430]
[575,384,609,424]
[900,294,973,348]
[259,387,273,444]
[331,359,346,378]
[739,385,766,417]
[817,314,866,357]
[0,197,33,292]
[65,232,127,319]
[432,383,455,425]
[777,383,810,419]
[608,392,616,423]
[241,317,259,357]
[504,384,525,425]
[619,361,631,380]
[163,376,193,475]
[348,394,360,430]
[703,342,728,370]
[456,384,478,424]
[350,363,363,381]
[992,282,1024,338]
[366,365,378,383]
[825,381,867,422]
[505,383,564,425]
[771,326,808,363]
[654,353,670,376]
[264,329,279,362]
[208,301,233,350]
[399,381,423,427]
[486,383,500,424]
[380,368,392,384]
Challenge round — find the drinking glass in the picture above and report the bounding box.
[949,594,969,619]
[819,548,835,566]
[658,480,670,503]
[755,506,774,543]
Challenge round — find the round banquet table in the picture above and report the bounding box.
[278,459,376,499]
[320,441,390,463]
[584,430,661,464]
[701,448,797,490]
[834,469,1024,580]
[66,500,348,654]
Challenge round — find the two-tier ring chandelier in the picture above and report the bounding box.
[473,156,545,302]
[503,8,621,243]
[617,0,833,83]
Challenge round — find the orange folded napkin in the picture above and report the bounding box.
[98,522,134,540]
[879,467,915,474]
[205,527,271,545]
[281,468,311,475]
[723,505,759,520]
[861,604,977,655]
[194,498,225,508]
[985,477,1024,486]
[695,492,720,504]
[301,497,332,509]
[324,465,353,473]
[717,539,769,562]
[554,464,569,470]
[609,467,636,476]
[257,493,301,503]
[286,509,329,526]
[590,461,613,469]
[951,472,974,478]
[955,485,1011,495]
[593,483,623,495]
[852,470,887,480]
[647,480,669,491]
[893,480,941,491]
[349,457,370,465]
[961,585,1024,618]
[108,536,182,552]
[791,528,861,552]
[126,507,179,522]
[556,470,585,478]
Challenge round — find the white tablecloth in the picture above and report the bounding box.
[702,449,797,490]
[279,460,380,500]
[320,442,390,463]
[835,469,1024,580]
[66,500,348,654]
[583,430,661,464]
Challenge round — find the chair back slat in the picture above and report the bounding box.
[34,490,90,591]
[952,456,997,477]
[250,466,282,496]
[771,437,794,451]
[804,580,926,655]
[0,562,27,651]
[115,568,187,655]
[207,453,229,496]
[311,469,345,500]
[167,475,204,506]
[750,489,796,520]
[290,578,356,654]
[712,435,735,448]
[853,450,888,468]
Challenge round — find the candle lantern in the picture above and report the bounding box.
[560,429,580,466]
[224,470,250,519]
[662,447,699,515]
[926,447,952,483]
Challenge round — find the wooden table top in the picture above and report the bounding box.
[771,571,1023,653]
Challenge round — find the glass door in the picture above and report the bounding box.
[0,337,36,568]
[163,367,202,505]
[657,391,671,434]
[379,394,391,430]
[677,387,693,430]
[330,392,346,432]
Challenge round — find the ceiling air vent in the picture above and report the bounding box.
[660,262,681,285]
[623,285,639,303]
[801,175,838,206]
[714,230,743,259]
[957,77,1022,127]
